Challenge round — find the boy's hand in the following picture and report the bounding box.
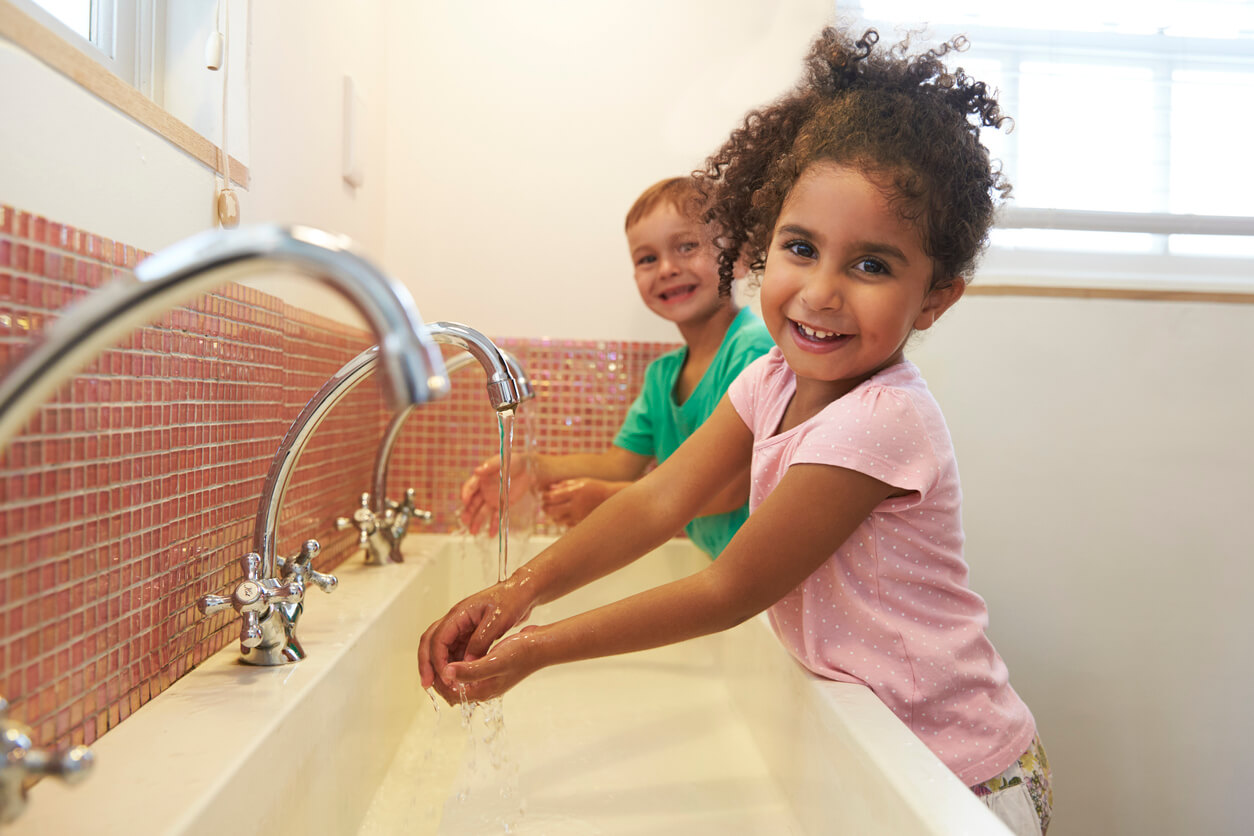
[459,455,534,535]
[541,478,619,527]
[417,580,536,703]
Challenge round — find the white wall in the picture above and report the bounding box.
[382,0,832,342]
[911,296,1254,835]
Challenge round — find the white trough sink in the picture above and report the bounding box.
[13,535,1011,835]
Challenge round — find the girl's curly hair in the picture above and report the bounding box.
[695,27,1012,295]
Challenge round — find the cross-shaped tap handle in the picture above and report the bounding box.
[1,696,94,824]
[198,553,302,649]
[335,493,378,546]
[279,539,339,594]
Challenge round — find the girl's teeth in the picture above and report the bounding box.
[799,323,838,339]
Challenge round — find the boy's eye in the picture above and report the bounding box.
[635,254,657,267]
[677,241,699,255]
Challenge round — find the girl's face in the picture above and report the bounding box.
[760,163,963,400]
[627,204,725,328]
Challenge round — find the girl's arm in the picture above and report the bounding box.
[436,459,898,703]
[420,397,752,695]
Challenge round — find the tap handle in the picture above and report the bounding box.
[337,493,378,546]
[283,540,339,594]
[386,488,433,521]
[240,610,263,648]
[199,593,233,616]
[21,744,95,784]
[1,697,94,824]
[386,487,416,514]
[196,553,303,650]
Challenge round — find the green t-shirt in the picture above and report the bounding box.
[612,307,774,558]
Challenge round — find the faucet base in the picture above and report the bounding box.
[236,604,307,666]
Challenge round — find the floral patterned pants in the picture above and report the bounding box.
[971,734,1053,835]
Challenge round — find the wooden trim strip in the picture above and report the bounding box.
[967,284,1254,305]
[0,0,249,187]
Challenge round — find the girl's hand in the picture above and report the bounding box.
[443,626,546,702]
[458,455,534,535]
[541,478,619,527]
[417,579,536,704]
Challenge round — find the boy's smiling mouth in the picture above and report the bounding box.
[658,284,698,302]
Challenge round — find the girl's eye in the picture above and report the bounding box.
[855,257,889,275]
[636,254,657,267]
[783,239,817,259]
[677,241,698,255]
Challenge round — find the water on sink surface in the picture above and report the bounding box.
[360,635,802,835]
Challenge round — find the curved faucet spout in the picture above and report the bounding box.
[426,321,532,411]
[369,344,535,524]
[254,327,533,570]
[0,225,450,451]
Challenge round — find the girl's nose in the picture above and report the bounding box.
[658,255,681,278]
[798,273,842,311]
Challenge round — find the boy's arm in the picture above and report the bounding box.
[440,460,897,702]
[531,446,651,486]
[459,446,651,534]
[692,466,751,518]
[422,397,752,692]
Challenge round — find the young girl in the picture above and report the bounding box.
[420,27,1051,835]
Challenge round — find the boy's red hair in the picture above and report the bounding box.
[624,177,700,232]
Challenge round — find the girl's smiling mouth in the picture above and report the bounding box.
[790,319,852,351]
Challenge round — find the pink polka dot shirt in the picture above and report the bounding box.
[728,348,1035,785]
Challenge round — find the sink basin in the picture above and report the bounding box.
[12,535,1010,835]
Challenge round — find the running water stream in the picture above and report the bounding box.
[495,407,516,583]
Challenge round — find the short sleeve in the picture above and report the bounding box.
[792,384,940,497]
[727,351,774,433]
[613,387,656,456]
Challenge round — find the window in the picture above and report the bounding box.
[13,0,161,98]
[840,1,1254,285]
[3,0,247,185]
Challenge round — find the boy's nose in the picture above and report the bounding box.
[658,255,679,275]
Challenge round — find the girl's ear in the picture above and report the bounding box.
[913,278,966,331]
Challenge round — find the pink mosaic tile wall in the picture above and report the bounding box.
[0,205,675,755]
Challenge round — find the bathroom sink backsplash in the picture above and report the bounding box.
[0,205,675,754]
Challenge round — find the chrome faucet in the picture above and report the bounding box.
[316,323,533,564]
[1,697,93,824]
[361,337,534,563]
[0,225,451,668]
[0,226,448,451]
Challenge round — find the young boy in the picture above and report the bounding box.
[459,177,773,558]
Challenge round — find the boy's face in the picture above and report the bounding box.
[626,204,725,327]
